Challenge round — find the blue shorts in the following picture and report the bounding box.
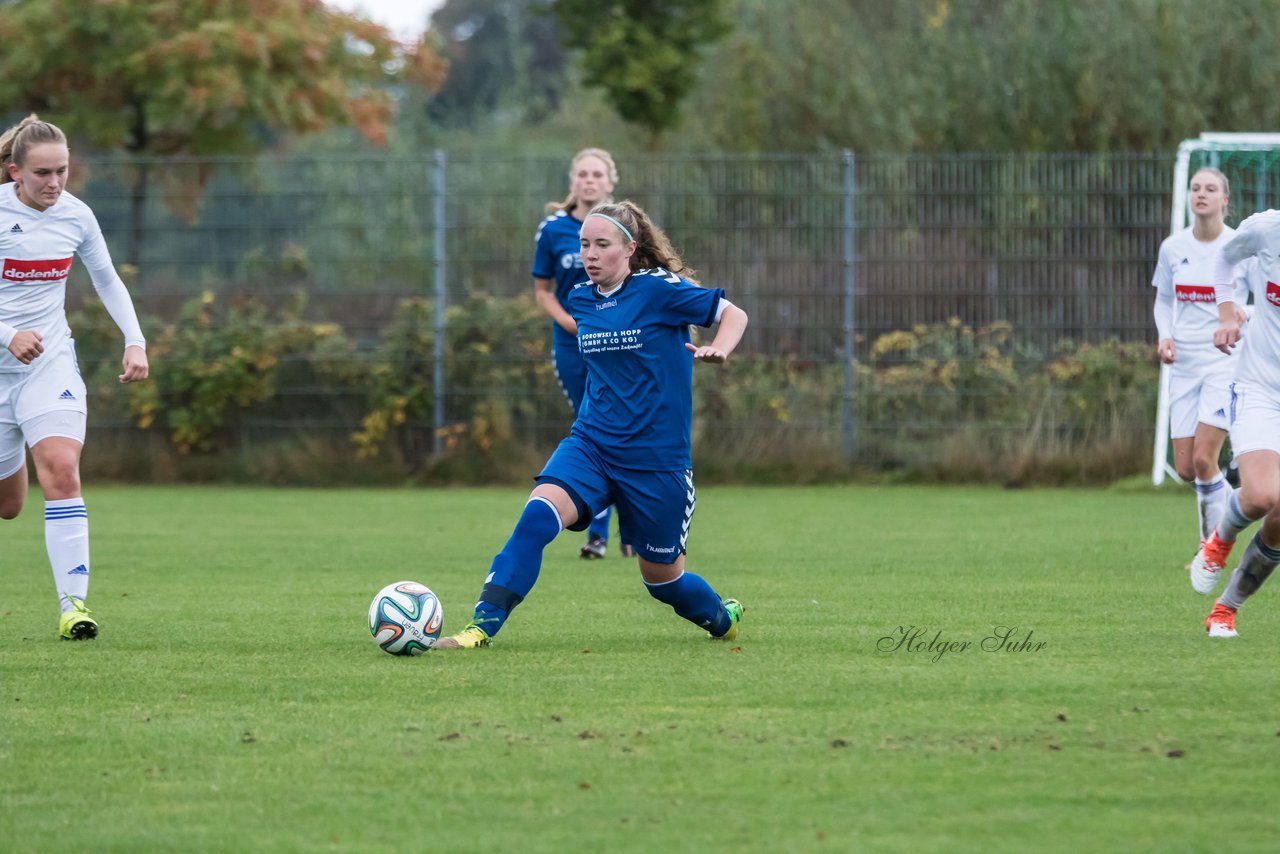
[536,435,695,564]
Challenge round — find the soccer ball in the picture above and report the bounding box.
[368,581,444,655]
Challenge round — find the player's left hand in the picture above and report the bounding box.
[120,344,149,383]
[686,342,728,363]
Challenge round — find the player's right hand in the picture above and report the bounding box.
[1157,338,1176,364]
[8,330,43,364]
[1214,321,1241,354]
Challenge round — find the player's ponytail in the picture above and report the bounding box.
[590,200,699,285]
[0,115,67,184]
[545,147,620,214]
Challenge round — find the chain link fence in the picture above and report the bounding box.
[59,152,1228,481]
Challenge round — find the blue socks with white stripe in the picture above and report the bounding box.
[473,497,563,638]
[588,505,611,541]
[45,497,89,613]
[645,570,732,637]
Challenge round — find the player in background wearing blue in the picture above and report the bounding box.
[0,116,149,640]
[434,200,748,649]
[532,148,635,560]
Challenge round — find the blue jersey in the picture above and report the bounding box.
[531,209,585,348]
[565,268,724,471]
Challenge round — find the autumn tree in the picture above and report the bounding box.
[0,0,447,258]
[549,0,729,145]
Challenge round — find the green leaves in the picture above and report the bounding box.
[0,0,446,155]
[550,0,730,142]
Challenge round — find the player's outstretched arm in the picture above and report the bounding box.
[686,304,748,364]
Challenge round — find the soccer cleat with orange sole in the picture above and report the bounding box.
[1204,602,1239,638]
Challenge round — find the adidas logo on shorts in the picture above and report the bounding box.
[58,389,75,400]
[9,224,21,233]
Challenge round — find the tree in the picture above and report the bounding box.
[549,0,729,145]
[684,0,1280,154]
[0,0,447,258]
[427,0,568,127]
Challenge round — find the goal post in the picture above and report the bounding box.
[1152,133,1280,485]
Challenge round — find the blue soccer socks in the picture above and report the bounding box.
[587,505,611,541]
[644,570,733,637]
[473,497,563,637]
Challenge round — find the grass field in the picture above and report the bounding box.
[2,483,1279,852]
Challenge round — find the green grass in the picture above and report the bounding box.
[2,484,1279,852]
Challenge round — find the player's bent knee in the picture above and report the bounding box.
[1240,486,1280,519]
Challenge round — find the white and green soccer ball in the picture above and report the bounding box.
[368,581,444,656]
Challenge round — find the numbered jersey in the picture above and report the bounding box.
[0,183,113,371]
[1152,225,1244,367]
[1223,211,1280,391]
[531,209,586,346]
[565,268,724,471]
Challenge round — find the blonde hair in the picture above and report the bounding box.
[588,200,698,284]
[1192,166,1230,197]
[0,114,67,184]
[546,147,619,214]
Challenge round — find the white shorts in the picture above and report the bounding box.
[1227,382,1280,457]
[0,342,88,478]
[1168,362,1233,438]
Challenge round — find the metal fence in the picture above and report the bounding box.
[61,152,1221,475]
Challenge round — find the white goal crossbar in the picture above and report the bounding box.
[1152,133,1280,485]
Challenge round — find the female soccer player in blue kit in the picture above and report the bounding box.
[434,201,748,649]
[532,148,633,559]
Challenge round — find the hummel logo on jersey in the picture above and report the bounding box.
[67,564,88,576]
[9,223,21,233]
[58,389,76,400]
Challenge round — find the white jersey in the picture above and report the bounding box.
[1152,225,1245,367]
[1218,210,1280,391]
[0,182,145,373]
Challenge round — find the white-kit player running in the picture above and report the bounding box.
[1152,167,1247,559]
[0,115,149,640]
[1192,209,1280,637]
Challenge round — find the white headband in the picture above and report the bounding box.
[586,212,634,242]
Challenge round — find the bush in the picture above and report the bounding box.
[72,298,1161,486]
